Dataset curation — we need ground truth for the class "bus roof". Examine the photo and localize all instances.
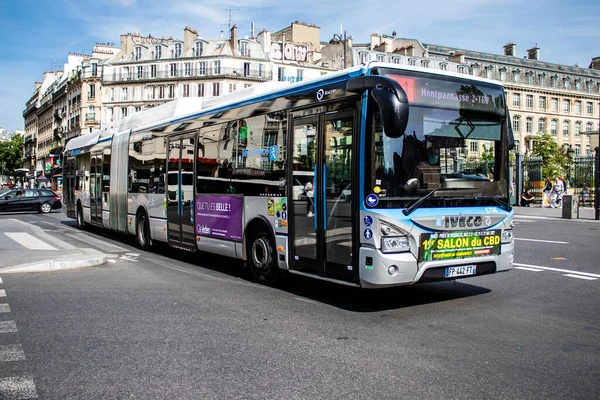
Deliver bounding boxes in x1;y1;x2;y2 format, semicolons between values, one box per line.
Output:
65;62;506;153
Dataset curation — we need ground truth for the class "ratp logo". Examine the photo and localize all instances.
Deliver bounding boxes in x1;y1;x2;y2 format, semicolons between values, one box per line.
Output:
197;225;211;235
316;88;337;101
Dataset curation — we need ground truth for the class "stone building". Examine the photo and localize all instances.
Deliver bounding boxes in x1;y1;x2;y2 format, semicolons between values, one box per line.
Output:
100;23;333;127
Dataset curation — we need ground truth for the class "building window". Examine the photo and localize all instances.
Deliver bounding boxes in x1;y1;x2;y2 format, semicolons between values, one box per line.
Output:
174;43;182;58
135;47;142;61
198;61;206;75
563;79;569;89
587;81;593;93
359;53;368;64
574;121;581;136
512;115;521;132
550;119;557;135
470;141;478;152
587;145;591;155
526;117;533;133
575;80;581;90
471;65;480;76
526;94;533;108
89;84;95;99
168;85;175;98
526;72;533;85
183;84;190;97
91;63;97;77
184;63;191;76
243;62;250;77
513;93;520;107
137;66;143;79
197;83;205;97
538;118;546;134
170;63;177;77
551;76;558;88
377;54;385;62
539;74;546;86
457;65;465;73
122;107;127;118
539;96;546;110
499;69;506;81
485;67;492;79
409;58;416;66
154;45;162;59
587;122;593;133
513;71;520;83
240;41;249;56
228;83;236;93
421;60;429;68
574;144;581;156
440;63;448;71
563;100;570;113
297;69;303;82
278;67;285;81
551;98;558;111
575;101;581;114
258;64;264;77
159;86;165;99
587;102;593;115
562;120;569;136
212;82;220;97
393;57;401;64
121;87;128;101
213;61;221;74
195;42;203;57
150;65;157;78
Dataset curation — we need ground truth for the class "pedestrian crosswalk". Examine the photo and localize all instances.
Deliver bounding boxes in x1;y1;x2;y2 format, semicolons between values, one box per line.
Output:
4;232;58;250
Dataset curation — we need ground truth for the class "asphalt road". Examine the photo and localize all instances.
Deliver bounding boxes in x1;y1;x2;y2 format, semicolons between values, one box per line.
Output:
0;210;598;399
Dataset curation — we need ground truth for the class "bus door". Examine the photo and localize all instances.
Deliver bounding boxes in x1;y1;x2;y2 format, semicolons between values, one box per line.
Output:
90;152;103;224
290;109;356;283
166;134;196;248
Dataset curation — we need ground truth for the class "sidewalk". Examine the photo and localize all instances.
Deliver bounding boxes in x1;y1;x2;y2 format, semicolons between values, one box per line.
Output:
513;204;600;222
0;219;106;274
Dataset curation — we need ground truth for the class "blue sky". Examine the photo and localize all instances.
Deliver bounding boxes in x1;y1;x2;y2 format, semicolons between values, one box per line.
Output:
1;0;598;131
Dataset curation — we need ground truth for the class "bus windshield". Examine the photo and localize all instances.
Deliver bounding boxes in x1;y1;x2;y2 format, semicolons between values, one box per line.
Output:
368;70;510;209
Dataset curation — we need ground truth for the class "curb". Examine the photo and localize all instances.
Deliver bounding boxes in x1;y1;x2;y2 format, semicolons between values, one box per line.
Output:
0;249;107;274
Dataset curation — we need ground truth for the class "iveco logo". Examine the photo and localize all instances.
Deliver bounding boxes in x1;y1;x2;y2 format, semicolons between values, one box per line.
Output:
444;215;488;229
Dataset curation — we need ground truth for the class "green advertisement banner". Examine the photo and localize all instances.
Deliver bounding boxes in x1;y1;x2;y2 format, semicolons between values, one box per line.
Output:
419;230;501;262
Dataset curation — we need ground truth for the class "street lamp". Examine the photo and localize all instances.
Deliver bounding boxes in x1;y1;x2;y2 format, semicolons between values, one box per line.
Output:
330;31;347;69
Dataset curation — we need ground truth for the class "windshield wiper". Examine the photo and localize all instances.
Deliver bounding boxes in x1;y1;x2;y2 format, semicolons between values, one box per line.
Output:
402;188;463;216
473;196;512;212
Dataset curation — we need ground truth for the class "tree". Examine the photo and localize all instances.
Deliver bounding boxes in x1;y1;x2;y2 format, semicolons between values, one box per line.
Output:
0;134;24;174
530;133;569;179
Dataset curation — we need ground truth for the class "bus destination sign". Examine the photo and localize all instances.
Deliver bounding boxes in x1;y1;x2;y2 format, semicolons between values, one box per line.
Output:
419;229;501;262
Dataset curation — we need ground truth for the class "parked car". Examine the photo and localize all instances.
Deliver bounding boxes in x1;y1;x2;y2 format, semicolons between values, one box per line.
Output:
0;189;62;213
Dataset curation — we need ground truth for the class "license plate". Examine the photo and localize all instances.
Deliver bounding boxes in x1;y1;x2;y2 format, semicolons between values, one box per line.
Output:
445;265;477;278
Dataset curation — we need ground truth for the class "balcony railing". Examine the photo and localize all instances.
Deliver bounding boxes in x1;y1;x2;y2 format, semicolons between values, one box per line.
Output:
103;67;272;83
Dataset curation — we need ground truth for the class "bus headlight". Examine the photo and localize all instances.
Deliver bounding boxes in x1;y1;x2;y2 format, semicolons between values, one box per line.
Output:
381;236;411;253
502;229;513;244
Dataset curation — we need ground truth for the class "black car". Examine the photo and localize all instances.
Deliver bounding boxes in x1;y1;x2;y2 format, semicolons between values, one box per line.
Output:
0;189;62;213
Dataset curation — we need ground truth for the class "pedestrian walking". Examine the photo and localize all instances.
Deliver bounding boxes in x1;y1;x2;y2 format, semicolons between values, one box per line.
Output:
542;177;552;207
550;177;564;208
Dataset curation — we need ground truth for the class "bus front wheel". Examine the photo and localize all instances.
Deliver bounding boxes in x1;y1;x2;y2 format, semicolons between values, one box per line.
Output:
247;229;279;285
135;211;151;251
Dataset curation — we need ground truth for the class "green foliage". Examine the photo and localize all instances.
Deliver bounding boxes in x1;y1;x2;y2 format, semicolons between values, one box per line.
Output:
0;134;24;174
530;133;569;179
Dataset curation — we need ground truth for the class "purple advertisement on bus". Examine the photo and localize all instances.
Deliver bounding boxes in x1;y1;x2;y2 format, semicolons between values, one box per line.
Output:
195;195;243;241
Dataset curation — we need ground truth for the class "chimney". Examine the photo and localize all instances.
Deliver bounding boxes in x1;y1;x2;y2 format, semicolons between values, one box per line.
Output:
230;24;238;53
184;26;198;54
370;33;381;50
503;42;516;57
590;56;600;70
257;29;270;54
251;22;255;38
527;46;540;60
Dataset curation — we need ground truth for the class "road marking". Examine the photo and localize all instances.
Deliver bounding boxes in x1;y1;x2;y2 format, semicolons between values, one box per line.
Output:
0;304;10;313
563;274;597;281
107;259;117;263
514;263;600;278
0;376;38;399
64;233;127;253
0;290;5;297
294;297;318;305
0;278;3;283
0;321;17;334
514;266;545;272
8;219;76;249
514;238;569;244
4;232;58;250
0;344;26;362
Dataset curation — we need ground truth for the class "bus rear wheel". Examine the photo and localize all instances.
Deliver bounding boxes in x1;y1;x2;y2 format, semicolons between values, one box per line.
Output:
135;211;151;251
247;229;279;285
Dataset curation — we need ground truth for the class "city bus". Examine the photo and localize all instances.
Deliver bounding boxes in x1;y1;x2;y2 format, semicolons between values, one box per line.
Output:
63;62;515;288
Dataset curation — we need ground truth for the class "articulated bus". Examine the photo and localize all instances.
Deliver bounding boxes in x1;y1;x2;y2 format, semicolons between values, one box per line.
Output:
63;62;515;288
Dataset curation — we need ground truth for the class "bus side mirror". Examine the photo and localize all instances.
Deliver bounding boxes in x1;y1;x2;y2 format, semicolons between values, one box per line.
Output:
346;76;409;138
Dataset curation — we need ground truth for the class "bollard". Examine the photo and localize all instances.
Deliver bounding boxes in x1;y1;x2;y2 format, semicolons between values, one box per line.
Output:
562;195;578;219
